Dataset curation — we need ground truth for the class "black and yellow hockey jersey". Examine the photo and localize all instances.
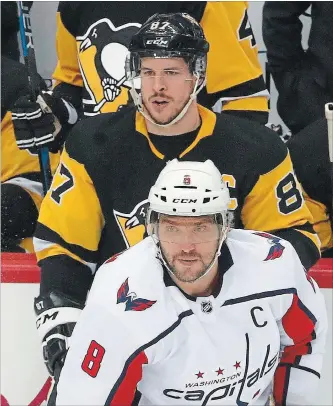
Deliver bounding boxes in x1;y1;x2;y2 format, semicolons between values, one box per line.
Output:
288;118;333;255
34;105;320;303
53;1;268;122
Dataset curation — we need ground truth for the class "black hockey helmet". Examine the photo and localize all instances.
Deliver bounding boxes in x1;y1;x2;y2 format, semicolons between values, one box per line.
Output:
129;12;209;55
126;12;209;80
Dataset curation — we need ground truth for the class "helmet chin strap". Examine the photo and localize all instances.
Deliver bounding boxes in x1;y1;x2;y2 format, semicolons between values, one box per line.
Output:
130;74;206;128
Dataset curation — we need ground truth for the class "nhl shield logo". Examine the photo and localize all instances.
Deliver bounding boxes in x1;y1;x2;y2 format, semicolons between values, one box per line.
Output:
201;300;213;314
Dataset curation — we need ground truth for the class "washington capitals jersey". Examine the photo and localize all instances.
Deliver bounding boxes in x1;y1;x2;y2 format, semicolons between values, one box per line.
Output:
33;105;320;304
55;231;327;406
52;1;268;120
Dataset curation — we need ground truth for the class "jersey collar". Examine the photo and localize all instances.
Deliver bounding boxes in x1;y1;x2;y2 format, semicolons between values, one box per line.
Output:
135;104;217;160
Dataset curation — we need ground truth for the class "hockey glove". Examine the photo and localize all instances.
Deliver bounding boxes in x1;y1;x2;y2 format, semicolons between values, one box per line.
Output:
34;291;84;376
12;91;78;153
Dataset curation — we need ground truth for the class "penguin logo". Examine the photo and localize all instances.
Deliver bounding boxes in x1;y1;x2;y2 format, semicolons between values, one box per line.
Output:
114;200;149;248
77;18;142;115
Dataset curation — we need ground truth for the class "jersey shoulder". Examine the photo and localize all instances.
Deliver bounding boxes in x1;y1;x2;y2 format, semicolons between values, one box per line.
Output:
88;237;164;310
65;106;136;163
57;1;83;36
212;114;288;174
225;229;300;289
288;118;327;167
86;238;180;341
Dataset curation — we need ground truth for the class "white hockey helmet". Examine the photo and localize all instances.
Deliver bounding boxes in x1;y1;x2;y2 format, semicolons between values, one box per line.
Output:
148;159;230;216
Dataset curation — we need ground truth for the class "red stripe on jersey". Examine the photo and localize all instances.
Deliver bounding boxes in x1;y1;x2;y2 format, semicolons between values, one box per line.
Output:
281;294;316;363
274;365;289;406
110;351;148;405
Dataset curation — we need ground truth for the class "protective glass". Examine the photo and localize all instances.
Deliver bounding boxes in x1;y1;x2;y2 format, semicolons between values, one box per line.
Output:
151;215;223;244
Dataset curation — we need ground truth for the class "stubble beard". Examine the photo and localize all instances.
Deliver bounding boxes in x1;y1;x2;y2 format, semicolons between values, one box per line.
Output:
143;97;190;126
164;253;208;284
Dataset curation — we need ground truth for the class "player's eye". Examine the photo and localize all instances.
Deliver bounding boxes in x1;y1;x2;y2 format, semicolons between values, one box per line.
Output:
166;226;178;232
165;70;179;76
194;225;207;232
141;70;154;77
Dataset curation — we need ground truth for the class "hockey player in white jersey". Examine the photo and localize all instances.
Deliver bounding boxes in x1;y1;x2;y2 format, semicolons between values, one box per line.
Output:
55;159;327;406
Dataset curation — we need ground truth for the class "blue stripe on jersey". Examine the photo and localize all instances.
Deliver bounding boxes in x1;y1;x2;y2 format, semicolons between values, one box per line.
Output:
279;363;321;379
221;288;297;307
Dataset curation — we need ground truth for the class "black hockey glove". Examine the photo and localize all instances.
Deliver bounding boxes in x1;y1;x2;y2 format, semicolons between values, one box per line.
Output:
12;91;78;153
34;291;84;377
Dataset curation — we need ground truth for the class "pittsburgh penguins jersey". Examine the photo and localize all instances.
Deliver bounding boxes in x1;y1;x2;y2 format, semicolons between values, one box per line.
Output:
55;231;327;406
288;118;333;254
52;1;268;121
1;56;60;196
34;105;320;305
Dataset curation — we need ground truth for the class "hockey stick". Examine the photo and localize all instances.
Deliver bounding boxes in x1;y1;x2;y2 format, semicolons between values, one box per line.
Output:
325;102;333;222
17;1;52;195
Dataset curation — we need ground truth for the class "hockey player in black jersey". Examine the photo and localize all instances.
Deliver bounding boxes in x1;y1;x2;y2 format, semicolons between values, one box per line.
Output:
12;1;269;153
33;12;320;395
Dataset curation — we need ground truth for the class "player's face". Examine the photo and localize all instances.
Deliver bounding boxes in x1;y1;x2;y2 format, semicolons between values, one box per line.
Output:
158;215;220;283
140;57;195;125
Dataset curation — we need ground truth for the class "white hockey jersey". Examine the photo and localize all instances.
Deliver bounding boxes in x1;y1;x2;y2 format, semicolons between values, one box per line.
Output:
56;230;327;406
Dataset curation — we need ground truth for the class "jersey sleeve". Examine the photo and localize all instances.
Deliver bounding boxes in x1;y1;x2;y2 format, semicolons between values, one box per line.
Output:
33;135;104;300
199;1;269;118
52;2;83;110
302;192;333;253
55;266;147;406
273;247;328;405
241;137;320;269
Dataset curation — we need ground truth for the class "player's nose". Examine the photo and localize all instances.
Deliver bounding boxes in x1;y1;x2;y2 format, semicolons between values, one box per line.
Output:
152;75;167;93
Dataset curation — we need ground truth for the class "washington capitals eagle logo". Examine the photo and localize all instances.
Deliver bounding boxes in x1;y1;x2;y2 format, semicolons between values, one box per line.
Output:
254;232;285;261
117;278;156;311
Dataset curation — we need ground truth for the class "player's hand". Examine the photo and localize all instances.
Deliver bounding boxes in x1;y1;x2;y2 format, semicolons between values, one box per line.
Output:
42;323;75;376
12;91;78;152
34;292;83;377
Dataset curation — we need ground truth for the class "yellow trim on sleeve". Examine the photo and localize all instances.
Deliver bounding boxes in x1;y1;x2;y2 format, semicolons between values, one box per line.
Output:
222;96;269;112
36;243;90;266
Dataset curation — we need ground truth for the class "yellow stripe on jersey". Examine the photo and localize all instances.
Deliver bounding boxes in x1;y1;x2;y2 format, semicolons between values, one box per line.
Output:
135;105;216;159
1;112;60;183
241;152;320;253
201;2;264;94
53;12;84;88
36;147;104;263
222;96;269;113
302;191;333;252
36;243;94;269
180;106;216;158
